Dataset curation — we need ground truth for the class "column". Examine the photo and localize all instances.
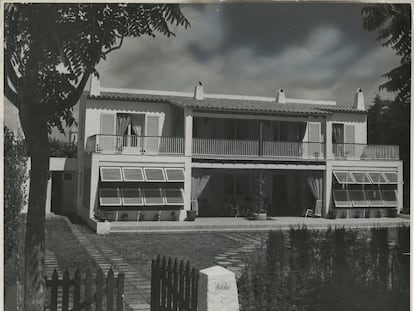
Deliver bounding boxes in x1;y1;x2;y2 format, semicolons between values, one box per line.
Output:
325;119;333;160
185;107;193;156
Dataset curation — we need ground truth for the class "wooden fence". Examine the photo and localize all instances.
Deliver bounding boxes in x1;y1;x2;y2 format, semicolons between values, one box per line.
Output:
45;268;124;311
151;255;199;311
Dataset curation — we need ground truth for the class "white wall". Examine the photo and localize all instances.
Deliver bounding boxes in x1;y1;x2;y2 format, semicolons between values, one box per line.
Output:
84;99;176;148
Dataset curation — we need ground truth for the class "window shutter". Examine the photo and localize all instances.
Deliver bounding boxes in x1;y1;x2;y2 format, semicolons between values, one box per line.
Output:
164;168;185;182
144;168;165;182
344;124;355;157
121;189;143;206
99;188;121;206
308;122;321;157
143;189;165;205
164;189;184;205
100;167;123;182
145;116;160;152
122;167;144;182
100;114;115;135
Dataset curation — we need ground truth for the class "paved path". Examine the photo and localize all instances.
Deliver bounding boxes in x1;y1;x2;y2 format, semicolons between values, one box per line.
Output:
67;222;152;311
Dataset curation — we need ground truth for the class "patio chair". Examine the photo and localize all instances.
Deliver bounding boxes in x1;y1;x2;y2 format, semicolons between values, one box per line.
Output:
304;209;313;218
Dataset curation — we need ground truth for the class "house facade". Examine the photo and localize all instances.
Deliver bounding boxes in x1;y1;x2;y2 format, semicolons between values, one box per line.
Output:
75;76;403;230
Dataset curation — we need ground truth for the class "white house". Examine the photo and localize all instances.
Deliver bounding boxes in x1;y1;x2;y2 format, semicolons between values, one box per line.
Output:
71;76;402;232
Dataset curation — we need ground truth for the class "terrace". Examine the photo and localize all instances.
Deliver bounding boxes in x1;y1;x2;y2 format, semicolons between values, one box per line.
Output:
86;134;399;161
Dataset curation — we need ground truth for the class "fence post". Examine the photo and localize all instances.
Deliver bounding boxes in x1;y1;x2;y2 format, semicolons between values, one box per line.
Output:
178;260;185;311
197;266;239;311
62;270;70;311
85;268;92;311
74;269;81;311
116;273;125;311
161;256;167;308
50;270;59;311
167;257;173;309
107;268;115;311
96;269;103;311
172;259;179;311
184;262;191;310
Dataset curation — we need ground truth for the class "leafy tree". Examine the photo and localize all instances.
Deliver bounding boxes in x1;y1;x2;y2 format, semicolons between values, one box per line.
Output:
362;4;411;210
4;4;189;310
49;138;77;158
361;4;411;104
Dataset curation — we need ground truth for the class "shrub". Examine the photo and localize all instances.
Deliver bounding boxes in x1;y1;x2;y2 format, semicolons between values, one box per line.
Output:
4;127;27;260
238;226;409;311
49;138;77;158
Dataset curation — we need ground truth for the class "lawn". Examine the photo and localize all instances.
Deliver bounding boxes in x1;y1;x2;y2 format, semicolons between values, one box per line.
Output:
103;231;267;271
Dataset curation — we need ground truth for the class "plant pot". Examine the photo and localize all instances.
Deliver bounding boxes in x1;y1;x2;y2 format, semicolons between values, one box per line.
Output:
387;209;398;218
253;212;267;220
186;210;197;221
327;210;337;219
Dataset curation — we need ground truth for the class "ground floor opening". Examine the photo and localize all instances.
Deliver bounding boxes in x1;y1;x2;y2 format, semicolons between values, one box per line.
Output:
195;168;320;217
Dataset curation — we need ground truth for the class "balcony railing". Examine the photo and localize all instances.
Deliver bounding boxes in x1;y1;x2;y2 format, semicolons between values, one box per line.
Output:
332;144;399;160
87;135;184;155
86;135;399;161
193;138;325;160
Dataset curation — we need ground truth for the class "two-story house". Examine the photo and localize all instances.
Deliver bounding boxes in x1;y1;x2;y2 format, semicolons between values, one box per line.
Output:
76;76;402;232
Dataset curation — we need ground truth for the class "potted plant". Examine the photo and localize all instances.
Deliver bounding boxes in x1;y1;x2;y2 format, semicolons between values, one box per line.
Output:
252;173;268;220
327;210;337;219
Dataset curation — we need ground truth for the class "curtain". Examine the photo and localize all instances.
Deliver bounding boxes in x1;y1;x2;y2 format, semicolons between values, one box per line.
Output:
131;114;144;148
116;114;130;150
297;122;307;142
332;124;344;156
307;173;323;217
191;170;212;214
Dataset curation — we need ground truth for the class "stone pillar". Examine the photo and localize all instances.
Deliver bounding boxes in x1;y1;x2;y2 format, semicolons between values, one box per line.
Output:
198;266;239;311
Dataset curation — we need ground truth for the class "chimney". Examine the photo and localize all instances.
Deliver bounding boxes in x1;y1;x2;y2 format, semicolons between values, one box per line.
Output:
276;89;286;104
353;88;365;110
194;81;204;100
90;74;101;96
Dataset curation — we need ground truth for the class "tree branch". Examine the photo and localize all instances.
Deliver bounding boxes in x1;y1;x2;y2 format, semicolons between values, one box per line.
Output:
102;36;124;56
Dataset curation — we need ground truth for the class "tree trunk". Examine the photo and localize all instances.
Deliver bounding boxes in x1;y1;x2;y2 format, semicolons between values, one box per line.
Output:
19;106;50;311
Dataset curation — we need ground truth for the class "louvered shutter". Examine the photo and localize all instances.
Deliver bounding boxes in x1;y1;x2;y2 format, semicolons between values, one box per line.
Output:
122;167;144;182
308;122;321;157
99;188;121;206
143;189;165;205
100;114;116;151
100;167;123;182
164;189;184;205
164;168;185;182
121;189;143;206
144;168;165;182
145;115;160;153
344;124;355;157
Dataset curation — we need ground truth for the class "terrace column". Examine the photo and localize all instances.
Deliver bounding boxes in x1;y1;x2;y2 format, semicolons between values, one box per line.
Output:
184;107;193;156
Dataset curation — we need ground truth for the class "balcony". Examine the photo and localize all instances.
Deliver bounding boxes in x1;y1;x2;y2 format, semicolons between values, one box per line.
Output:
86;135;184;155
332;144;399;160
86;135;399;161
193;138;325;160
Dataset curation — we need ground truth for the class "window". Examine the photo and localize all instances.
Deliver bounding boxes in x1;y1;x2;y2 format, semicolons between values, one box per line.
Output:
333;189;352;208
349;190;369;207
99;188;121;206
350;172;371;184
366;190;384;207
367;172;387;184
100;167;123;182
164;168;185;182
143;189;165;205
122;167;144;182
333;171;355;184
121;189;144;206
164;189;184;205
144;168;165;182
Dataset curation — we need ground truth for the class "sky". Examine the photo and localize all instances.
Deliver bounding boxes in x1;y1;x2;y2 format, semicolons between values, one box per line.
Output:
4;2;403;138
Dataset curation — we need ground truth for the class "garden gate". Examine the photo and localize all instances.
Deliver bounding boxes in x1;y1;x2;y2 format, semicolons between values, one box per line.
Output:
45;268;124;311
151;255;198;311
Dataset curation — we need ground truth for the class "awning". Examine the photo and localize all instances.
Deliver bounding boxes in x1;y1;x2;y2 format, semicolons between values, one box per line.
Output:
333;171;355;184
121;189;144;206
367;172;388;184
143;189;165;205
333;189;352;208
164;189;184;205
350;172;371;184
349;190;369;207
99;188;122;206
100;166;184;182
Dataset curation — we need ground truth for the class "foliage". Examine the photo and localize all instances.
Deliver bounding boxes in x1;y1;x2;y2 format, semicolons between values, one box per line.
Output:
254;173;267;213
5;3;190;131
367;95;410;209
238;226;410;311
49;138;77;158
361;4;411;104
4;4;189;309
4;127;27;260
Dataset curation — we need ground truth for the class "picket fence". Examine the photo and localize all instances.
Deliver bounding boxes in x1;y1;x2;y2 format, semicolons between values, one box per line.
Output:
151;255;199;311
45;268;124;311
